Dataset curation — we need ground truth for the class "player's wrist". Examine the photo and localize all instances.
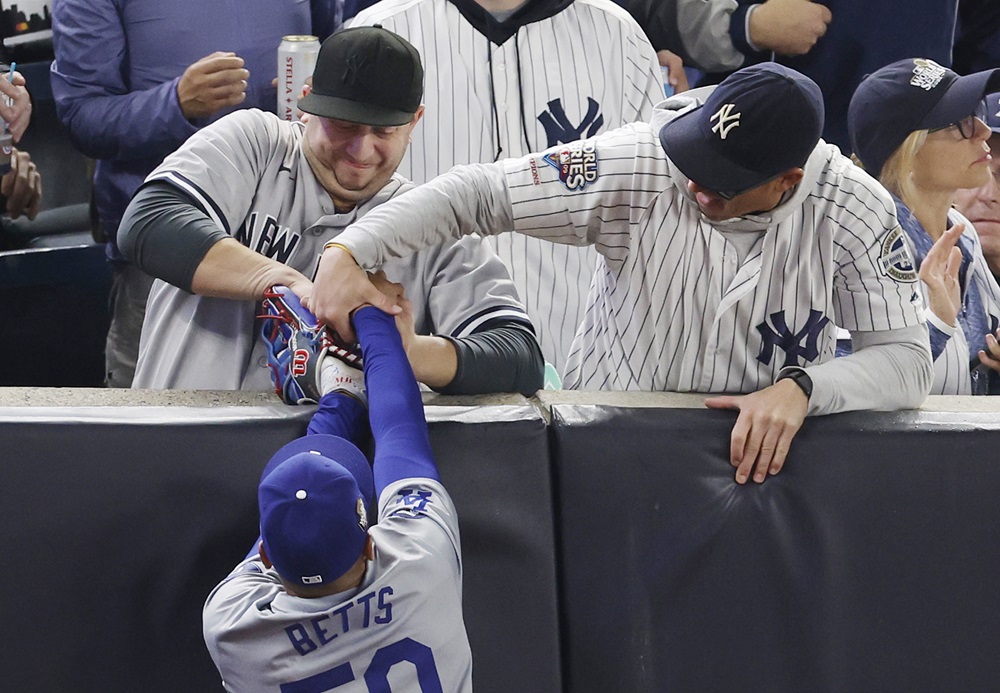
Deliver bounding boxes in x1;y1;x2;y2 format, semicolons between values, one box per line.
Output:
777;366;812;400
323;241;358;265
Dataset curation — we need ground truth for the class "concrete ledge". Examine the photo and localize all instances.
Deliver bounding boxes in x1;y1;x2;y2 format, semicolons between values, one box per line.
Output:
4;387;1000;414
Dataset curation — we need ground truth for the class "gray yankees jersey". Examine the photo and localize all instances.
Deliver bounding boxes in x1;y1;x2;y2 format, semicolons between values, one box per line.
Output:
203;478;472;693
349;0;663;374
131;109;528;391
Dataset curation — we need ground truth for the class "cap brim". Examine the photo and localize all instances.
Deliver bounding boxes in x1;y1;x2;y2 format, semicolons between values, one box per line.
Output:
298;92;415;127
658;107;775;195
923;69;1000;130
263;434;375;510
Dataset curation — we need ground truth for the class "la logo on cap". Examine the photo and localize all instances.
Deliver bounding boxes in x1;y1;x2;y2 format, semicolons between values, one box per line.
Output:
910;58;947;91
711;103;741;139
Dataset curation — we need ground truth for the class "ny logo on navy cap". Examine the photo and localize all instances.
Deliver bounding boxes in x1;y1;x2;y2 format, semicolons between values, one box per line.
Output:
710;104;741;140
659;62;824;197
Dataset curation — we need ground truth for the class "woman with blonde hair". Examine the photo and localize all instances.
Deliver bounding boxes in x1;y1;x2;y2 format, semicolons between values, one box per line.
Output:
849;58;1000;394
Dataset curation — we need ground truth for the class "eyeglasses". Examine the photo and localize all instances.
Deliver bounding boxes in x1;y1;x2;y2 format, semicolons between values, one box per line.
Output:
929;101;988;139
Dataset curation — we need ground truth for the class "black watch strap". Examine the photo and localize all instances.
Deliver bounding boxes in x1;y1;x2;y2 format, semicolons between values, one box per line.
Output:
778;367;813;399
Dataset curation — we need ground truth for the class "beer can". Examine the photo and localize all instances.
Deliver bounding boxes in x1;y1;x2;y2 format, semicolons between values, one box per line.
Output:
278;35;320;121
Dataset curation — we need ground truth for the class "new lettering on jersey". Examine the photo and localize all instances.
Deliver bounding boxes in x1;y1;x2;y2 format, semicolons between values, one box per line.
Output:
389;487;434;519
538;97;605;146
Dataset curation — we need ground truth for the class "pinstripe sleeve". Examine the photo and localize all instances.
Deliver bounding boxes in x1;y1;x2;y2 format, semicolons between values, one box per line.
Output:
503;125;664;262
334;126;663;270
332;163;516;269
615;2;667;121
826;163;925;332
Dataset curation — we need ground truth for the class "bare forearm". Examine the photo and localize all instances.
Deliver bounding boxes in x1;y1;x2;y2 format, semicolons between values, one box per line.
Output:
191;238;310;300
406;323;545;395
406;335;459;390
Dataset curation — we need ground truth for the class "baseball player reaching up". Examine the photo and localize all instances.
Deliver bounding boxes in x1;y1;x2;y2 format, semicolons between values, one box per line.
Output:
203;289;472;692
307;62;934;485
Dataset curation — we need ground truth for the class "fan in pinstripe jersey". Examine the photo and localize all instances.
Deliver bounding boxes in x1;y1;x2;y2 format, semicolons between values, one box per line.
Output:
311;62;935;487
348;0;665;375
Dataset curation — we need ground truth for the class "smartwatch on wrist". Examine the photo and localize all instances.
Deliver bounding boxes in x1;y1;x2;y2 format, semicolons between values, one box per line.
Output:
777;367;813;399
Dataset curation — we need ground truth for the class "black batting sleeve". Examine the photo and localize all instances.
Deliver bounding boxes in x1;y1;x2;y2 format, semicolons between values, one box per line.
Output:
118;181;229;292
437;320;544;396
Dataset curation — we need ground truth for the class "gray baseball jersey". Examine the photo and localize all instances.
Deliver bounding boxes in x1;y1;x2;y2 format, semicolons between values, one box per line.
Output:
328;104;928;414
349;0;664;374
204;477;472;693
131;109;529;391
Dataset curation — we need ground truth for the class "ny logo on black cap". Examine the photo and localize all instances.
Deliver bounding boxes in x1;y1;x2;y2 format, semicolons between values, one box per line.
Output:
344;54;370;86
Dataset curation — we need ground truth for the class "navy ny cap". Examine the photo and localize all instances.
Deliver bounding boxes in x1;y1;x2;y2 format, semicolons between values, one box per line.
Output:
659;62;824;196
848;58;1000;177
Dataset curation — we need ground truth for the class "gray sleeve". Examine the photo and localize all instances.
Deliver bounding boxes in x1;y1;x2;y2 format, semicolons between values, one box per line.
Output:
630;0;746;73
118;181;228;292
438;321;544;396
806;324;933;416
337;163;514;271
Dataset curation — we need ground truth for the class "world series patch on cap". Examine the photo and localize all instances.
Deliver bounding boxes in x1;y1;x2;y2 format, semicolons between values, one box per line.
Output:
848;58;1000;178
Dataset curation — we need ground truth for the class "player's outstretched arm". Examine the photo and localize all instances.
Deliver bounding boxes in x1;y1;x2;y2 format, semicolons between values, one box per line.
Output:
354;306;439;494
190;238;313;300
704;379;809;484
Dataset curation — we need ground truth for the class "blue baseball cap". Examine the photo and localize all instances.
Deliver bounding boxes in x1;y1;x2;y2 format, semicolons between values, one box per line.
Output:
848;58;1000;178
259;434;375;588
659;62;824;196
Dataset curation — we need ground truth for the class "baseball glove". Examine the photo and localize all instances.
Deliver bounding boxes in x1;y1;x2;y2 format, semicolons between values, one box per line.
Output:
259;286;365;405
